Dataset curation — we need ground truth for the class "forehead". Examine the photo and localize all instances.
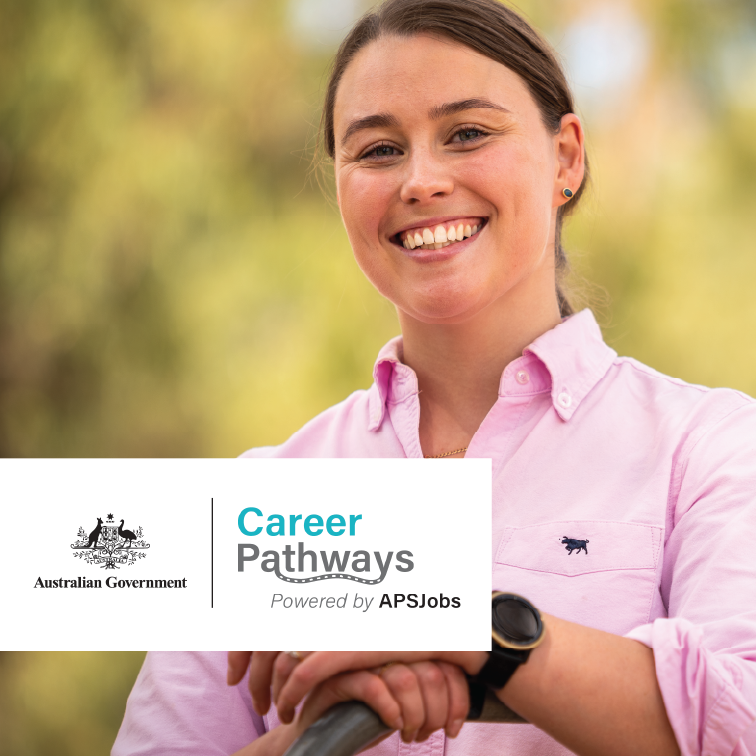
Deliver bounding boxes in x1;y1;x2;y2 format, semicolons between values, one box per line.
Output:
334;33;535;127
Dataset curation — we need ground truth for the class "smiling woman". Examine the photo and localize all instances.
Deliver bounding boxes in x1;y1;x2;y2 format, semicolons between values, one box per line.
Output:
112;1;756;755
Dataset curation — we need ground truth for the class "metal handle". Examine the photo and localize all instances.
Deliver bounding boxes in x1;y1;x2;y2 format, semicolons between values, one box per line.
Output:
282;701;390;756
283;682;525;756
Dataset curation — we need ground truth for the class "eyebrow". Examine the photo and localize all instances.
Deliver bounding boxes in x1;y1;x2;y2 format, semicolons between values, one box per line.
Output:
340;98;510;147
428;97;511;120
341;113;400;147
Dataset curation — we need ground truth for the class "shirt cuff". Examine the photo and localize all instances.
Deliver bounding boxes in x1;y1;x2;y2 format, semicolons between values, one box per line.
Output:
625;617;756;756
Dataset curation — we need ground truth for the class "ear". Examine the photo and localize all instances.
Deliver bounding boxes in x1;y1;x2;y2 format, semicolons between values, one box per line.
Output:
553;113;585;208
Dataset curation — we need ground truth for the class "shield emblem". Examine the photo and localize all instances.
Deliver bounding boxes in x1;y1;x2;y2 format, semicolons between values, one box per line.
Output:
102;525;119;544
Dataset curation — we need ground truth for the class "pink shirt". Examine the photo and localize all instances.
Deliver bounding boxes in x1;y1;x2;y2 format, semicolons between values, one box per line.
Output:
113;310;756;756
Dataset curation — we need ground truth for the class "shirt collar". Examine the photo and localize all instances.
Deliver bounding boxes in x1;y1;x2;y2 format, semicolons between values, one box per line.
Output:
367;336;415;431
523;309;617;421
367;309;616;431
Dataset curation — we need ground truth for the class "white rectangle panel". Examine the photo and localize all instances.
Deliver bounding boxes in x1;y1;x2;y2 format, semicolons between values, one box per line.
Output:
0;459;492;651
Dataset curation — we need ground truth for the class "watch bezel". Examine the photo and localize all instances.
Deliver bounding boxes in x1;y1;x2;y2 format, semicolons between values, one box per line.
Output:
491;591;545;651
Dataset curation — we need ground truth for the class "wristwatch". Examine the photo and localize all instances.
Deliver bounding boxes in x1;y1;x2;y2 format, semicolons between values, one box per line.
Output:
472;591;545;690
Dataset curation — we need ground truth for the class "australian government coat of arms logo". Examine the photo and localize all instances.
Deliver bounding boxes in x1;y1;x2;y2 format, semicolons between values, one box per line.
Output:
71;514;150;569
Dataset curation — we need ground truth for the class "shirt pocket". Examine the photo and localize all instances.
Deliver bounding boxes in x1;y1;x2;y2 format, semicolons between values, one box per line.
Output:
493;520;662;636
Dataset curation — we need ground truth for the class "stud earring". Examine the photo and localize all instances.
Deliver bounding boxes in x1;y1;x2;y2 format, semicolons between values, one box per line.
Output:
562;188;574;199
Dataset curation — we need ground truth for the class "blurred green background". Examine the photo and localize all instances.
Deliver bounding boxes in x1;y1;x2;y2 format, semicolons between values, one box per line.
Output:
2;0;756;753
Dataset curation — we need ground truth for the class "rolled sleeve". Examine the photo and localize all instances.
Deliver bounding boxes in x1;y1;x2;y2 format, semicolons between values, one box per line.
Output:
626;403;756;756
626;618;756;756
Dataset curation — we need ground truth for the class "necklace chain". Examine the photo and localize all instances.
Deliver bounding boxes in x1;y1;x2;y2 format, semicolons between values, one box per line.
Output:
424;446;468;459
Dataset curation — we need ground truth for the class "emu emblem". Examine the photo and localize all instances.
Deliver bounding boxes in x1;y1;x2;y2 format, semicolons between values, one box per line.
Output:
561;537;589;555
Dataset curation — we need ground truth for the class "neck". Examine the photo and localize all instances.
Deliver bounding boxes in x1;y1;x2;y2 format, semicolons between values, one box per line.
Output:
399;281;562;457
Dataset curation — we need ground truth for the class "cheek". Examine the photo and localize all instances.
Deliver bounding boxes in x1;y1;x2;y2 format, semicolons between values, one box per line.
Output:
337;171;399;297
338;171;395;248
467;142;550;210
469;143;553;239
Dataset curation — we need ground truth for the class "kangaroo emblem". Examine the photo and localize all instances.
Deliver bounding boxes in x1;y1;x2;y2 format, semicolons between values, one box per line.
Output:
87;517;103;548
561;537;589;555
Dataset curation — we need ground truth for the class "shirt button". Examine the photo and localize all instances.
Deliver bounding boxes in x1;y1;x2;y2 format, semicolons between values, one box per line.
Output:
557;392;572;409
515;370;530;385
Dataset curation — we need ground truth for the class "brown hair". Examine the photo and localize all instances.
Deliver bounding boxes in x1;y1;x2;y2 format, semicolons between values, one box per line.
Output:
321;0;588;316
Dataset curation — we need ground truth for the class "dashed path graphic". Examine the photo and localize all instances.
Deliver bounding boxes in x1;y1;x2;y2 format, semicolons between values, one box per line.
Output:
274;568;385;585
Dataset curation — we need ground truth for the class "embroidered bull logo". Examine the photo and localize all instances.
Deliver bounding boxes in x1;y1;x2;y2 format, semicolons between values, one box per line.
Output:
561;537;589;555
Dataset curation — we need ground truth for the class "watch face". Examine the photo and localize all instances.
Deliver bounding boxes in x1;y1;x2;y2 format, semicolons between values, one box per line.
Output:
492;593;543;648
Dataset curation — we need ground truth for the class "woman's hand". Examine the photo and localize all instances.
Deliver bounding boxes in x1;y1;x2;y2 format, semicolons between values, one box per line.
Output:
300;661;470;742
275;651;485;725
228;651;475;742
228;650;486;730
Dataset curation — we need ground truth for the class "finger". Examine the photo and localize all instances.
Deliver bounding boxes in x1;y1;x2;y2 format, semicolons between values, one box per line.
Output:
276;651;430;722
436;661;470;738
380;663;426;742
227;651;253;686
298;671;404;733
409;662;448;742
272;652;315;716
245;652;281;715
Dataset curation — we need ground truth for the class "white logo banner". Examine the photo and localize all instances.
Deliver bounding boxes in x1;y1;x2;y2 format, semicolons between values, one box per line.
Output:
0;459;492;651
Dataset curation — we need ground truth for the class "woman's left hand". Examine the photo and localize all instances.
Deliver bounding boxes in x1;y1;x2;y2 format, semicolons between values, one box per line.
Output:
227;650;487;725
228;651;473;742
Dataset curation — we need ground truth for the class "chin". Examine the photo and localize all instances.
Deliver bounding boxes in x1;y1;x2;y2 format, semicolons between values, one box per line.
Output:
399;285;492;325
365;264;505;324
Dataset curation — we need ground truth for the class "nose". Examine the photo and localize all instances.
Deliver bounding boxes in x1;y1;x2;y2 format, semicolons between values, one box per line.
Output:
399;151;454;205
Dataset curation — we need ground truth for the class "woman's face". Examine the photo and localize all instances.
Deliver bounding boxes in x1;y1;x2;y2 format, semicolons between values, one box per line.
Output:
333;34;584;324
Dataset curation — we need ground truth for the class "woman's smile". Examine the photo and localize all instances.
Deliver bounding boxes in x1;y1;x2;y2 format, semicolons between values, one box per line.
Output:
393;216;487;262
395;216;485;249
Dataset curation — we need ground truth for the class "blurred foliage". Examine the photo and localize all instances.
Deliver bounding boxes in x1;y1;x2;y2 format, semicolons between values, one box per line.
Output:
2;0;756;752
0;651;145;756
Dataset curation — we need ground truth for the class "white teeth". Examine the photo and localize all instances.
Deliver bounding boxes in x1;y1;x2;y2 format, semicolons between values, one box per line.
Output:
400;221;483;251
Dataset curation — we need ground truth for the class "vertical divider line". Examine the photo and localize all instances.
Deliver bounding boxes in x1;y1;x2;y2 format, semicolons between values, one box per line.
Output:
211;498;214;609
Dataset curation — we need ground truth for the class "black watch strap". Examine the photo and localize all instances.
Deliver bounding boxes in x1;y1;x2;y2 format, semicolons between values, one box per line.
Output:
472;644;530;690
